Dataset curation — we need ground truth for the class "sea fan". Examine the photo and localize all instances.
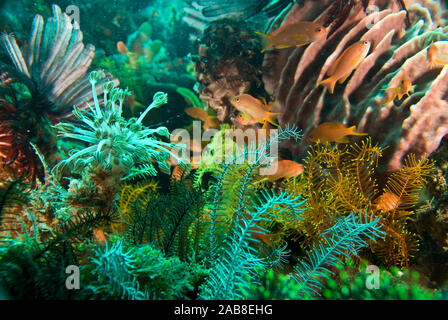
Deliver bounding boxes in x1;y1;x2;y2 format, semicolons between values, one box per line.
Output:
0;5;113;184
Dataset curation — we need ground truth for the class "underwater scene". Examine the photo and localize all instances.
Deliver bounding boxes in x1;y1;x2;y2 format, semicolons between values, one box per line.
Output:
0;0;448;303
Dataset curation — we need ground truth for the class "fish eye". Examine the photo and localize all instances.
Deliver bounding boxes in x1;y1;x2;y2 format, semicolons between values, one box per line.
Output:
316;27;322;32
236;97;240;102
363;41;369;45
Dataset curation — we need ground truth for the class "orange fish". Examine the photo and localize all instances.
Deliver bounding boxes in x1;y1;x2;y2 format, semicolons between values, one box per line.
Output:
97;23;112;36
185;107;220;130
233;113;258;126
263;160;304;181
374;192;400;211
116;41;140;69
126;93;145;116
427;43;448;68
230;94;280;128
171;134;203;154
256;21;327;53
382;74;415;105
308;122;367;143
92;229;106;244
117;41;128;55
318;40;371;94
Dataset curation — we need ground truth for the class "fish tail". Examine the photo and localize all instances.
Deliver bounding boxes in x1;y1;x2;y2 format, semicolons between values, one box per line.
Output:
317;77;336;94
265;112;280;127
349;126;368;136
255;31;273;53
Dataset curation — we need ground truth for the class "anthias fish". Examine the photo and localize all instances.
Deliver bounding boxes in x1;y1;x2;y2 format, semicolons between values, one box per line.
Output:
263;160;304;181
256;21;327;53
318;40;371;94
185;107;220;130
308;122;367;143
382;74;416;105
233;113;258;126
230;94;279;128
427;43;448;68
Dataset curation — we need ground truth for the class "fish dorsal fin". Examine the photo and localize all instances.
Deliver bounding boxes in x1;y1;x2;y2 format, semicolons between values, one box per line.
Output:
324;122;343;130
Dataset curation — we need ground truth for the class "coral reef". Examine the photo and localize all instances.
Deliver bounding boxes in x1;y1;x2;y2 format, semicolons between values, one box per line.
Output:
1;0;448;302
262;0;448;170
